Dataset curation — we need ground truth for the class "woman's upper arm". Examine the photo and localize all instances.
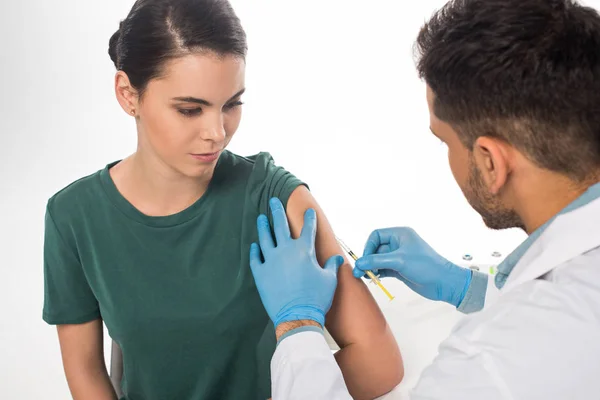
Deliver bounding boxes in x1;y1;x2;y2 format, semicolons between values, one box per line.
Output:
57;319;117;399
43;204;100;324
284;186;390;346
57;319;105;369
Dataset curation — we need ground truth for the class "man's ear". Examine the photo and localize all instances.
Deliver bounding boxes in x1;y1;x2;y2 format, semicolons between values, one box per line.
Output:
114;71;139;116
473;137;511;195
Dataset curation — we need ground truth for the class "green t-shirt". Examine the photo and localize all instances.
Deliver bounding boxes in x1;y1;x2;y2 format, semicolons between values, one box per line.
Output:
42;151;305;400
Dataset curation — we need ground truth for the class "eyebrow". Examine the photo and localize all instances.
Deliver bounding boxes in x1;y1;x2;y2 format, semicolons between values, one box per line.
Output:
172;88;246;106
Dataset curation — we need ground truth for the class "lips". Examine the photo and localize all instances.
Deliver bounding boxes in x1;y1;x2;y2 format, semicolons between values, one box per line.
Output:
190;151;220;163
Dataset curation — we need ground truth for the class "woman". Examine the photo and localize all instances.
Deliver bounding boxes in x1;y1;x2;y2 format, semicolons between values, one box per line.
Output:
42;0;403;399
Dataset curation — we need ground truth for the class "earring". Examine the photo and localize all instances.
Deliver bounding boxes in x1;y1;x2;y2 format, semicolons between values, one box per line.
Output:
130;109;135;115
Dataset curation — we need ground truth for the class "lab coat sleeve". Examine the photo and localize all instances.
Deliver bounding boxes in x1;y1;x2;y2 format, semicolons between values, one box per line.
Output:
457;271;489;314
409;278;600;400
271;330;352;400
408;334;507;400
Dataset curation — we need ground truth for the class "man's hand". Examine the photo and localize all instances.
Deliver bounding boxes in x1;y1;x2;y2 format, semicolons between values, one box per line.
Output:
249;197;344;328
353;227;472;308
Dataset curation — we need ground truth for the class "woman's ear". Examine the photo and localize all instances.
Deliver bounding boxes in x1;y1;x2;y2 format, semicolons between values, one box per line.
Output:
114;71;139;116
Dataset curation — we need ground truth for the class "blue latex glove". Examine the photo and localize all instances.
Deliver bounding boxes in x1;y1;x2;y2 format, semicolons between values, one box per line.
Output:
249;197;344;328
353;227;472;308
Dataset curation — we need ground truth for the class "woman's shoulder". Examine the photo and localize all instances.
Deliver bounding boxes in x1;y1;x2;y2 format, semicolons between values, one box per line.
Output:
220;150;276;169
46;165;107;221
216;150;282;181
215;150;302;195
216;150;305;207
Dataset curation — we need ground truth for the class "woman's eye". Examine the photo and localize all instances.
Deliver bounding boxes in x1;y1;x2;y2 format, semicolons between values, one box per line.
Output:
224;101;244;111
178;108;202;117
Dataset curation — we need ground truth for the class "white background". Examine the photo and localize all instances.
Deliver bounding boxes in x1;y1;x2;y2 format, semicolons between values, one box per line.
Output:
3;0;596;398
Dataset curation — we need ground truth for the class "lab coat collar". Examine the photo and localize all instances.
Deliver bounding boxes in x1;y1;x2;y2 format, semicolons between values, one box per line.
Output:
499;182;600;292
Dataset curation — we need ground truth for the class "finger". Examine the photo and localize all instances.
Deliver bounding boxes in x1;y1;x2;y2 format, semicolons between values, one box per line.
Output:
324;255;344;276
352;266;368;279
249;242;263;272
377;269;395;279
257;214;275;251
354;263;405;281
395;273;423;294
362;230;381;256
300;208;317;245
363;228;396;256
355;253;402;274
269;197;291;245
359;245;391;265
376;244;391;254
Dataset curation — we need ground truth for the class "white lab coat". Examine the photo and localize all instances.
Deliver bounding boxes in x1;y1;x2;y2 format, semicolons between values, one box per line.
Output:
271;196;600;400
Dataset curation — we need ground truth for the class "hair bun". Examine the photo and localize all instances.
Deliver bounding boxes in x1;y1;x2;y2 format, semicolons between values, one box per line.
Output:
108;28;121;68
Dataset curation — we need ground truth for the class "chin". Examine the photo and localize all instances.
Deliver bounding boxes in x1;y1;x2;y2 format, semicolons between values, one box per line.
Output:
174;161;217;180
188;166;217;180
464;188;524;231
481;211;525;231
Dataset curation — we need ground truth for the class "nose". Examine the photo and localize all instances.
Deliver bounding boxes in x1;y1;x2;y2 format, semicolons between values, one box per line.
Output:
199;112;226;142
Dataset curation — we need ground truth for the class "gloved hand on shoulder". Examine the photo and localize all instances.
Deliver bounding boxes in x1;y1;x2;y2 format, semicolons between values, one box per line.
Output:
250;197;344;328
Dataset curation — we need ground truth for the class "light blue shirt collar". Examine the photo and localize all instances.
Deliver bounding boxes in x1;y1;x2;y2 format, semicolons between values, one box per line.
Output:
495;182;600;289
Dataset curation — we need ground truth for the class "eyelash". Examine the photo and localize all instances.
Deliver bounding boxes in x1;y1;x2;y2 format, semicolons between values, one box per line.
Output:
227;100;244;109
178;101;244;117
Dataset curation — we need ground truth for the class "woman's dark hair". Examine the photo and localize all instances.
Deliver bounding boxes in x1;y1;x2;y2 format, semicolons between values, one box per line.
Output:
108;0;247;97
415;0;600;182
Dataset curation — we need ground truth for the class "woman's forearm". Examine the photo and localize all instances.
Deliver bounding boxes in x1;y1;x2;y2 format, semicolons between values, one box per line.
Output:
334;327;403;400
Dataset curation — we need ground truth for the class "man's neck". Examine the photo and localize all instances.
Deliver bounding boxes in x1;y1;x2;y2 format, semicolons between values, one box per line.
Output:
514;173;596;234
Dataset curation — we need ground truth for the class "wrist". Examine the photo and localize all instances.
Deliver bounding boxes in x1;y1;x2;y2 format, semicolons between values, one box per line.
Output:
273;306;326;328
453;267;473;307
275;320;322;341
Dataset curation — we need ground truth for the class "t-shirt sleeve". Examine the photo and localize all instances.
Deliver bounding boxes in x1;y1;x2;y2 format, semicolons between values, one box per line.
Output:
246;152;308;218
42;203;100;325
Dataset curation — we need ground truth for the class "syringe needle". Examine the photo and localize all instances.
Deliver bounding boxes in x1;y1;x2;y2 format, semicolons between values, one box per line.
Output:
335;237;395;301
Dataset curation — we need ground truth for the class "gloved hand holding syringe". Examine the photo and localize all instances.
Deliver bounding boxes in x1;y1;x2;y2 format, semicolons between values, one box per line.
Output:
335;237;395;301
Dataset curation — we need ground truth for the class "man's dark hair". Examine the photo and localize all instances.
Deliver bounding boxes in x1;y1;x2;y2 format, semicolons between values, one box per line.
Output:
415;0;600;181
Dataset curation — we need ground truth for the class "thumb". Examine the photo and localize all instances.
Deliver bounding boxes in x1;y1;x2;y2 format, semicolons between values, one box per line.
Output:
249;243;263;275
324;255;344;275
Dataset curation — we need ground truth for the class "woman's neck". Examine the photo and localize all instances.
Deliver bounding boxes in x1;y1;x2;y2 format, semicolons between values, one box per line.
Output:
110;151;212;217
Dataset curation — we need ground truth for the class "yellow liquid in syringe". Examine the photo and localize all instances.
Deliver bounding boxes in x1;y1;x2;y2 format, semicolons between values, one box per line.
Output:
336;238;395;301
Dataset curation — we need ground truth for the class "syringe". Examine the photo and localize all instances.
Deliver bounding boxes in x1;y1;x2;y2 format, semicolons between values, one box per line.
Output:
336;237;395;301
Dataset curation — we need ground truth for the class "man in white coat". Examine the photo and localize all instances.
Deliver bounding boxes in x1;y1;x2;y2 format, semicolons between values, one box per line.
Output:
248;0;600;399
